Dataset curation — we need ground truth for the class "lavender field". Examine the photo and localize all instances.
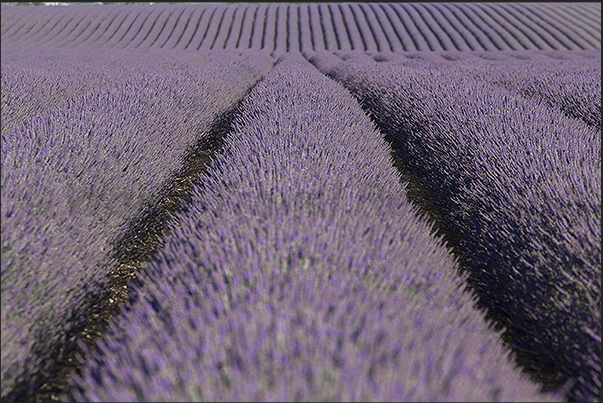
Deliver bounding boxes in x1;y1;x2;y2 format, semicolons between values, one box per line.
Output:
0;3;600;402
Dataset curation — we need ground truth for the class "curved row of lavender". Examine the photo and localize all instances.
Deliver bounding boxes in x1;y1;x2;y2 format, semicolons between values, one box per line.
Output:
309;51;601;402
68;55;558;402
1;49;273;401
1;3;600;52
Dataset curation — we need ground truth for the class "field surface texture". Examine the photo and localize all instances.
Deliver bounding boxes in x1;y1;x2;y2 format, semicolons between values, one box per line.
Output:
0;3;600;403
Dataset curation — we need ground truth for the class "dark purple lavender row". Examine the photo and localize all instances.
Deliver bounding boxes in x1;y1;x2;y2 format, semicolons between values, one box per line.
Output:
1;3;600;52
70;55;557;402
309;51;601;402
0;50;273;401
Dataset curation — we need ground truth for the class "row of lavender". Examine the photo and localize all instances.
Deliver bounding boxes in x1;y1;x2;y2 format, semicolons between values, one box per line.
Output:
1;3;600;52
68;55;558;402
0;49;274;401
308;50;601;402
438;51;601;130
315;49;601;130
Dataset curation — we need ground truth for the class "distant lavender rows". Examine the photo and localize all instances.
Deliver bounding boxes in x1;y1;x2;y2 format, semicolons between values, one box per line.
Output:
1;3;600;52
69;55;559;402
308;50;601;402
0;49;273;401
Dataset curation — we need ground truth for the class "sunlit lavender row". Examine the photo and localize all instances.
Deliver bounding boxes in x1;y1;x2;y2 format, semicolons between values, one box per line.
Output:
68;55;559;402
1;3;600;52
309;51;601;402
0;49;273;401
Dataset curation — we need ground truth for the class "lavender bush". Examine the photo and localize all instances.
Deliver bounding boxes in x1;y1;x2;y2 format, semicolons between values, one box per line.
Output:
454;54;601;130
343;49;601;129
310;50;601;402
1;49;273;401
